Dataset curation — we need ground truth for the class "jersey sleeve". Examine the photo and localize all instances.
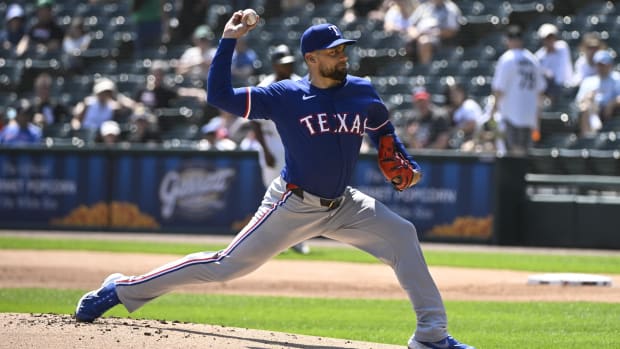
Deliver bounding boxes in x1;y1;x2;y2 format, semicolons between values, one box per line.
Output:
207;38;278;119
364;101;420;171
365;101;390;133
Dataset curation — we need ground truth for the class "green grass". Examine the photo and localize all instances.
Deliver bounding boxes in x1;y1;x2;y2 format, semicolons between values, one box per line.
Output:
1;288;618;348
1;236;619;273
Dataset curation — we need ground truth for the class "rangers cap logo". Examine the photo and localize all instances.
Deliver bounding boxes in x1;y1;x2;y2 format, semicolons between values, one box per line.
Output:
300;23;356;55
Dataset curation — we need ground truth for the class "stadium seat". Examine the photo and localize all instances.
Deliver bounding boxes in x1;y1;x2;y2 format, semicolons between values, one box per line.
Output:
0;59;23;92
589;150;620;175
539;112;578;138
601;117;620;132
44;137;78;148
557;149;592;174
527;148;565;174
161;124;200;141
43;123;72;138
577;1;617;16
534;132;577;149
71;128;98;144
596;132;620;150
567;134;604;150
313;2;344;19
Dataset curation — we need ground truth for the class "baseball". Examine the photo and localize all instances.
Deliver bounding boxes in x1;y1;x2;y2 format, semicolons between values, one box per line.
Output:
242;9;258;26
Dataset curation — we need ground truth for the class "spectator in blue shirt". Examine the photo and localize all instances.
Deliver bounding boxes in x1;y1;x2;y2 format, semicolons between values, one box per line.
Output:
575;50;620;136
231;36;257;84
0;99;42;145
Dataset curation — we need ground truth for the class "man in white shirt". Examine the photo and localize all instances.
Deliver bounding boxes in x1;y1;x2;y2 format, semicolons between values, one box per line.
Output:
490;25;546;155
408;0;461;65
535;23;573;105
176;25;217;83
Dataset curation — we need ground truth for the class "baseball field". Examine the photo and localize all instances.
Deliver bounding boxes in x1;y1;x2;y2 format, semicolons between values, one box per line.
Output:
1;231;619;348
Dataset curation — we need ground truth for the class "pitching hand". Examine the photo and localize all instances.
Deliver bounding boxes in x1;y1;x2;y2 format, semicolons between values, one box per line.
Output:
222;10;259;39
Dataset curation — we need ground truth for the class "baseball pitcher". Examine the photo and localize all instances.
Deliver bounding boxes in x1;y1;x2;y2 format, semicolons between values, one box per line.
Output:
75;10;475;349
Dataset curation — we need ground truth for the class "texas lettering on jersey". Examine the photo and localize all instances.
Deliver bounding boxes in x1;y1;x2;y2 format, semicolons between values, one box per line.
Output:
299;112;366;136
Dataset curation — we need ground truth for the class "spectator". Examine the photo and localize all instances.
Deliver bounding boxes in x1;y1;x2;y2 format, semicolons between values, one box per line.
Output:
0;99;42;145
343;0;388;24
252;44;301;186
135;60;206;109
135;60;178;109
212;108;247;144
279;0;307;13
238;128;262;151
198;116;238;151
31;72;70;127
172;0;209;42
134;60;206;130
62;16;91;74
572;32;605;87
250;44;309;255
72;78;135;131
443;80;484;150
125;105;161;144
231;36;258;84
575;50;620;136
16;0;64;57
407;0;462;65
0;4;26;54
131;0;170;59
176;25;217;83
98;120;122;145
401;88;450;149
383;0;418;38
490;25;546;155
535;23;573;105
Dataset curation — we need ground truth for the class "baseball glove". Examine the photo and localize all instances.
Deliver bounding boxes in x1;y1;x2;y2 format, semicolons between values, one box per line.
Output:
378;135;421;191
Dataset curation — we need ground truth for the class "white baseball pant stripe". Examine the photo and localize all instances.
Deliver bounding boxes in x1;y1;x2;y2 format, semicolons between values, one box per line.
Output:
114;176;448;342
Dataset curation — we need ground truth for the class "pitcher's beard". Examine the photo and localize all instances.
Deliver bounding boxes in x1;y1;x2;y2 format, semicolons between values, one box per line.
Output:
320;64;347;82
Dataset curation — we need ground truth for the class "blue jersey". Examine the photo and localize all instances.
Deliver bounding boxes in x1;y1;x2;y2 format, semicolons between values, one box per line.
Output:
208;38;417;198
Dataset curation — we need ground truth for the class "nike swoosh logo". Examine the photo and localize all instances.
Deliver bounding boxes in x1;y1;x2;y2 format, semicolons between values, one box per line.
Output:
302;94;316;100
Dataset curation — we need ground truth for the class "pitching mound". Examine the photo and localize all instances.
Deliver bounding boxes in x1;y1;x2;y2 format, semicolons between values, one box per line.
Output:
0;313;403;349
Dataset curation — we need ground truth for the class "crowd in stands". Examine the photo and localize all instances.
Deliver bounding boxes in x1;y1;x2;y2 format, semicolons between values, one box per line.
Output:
1;0;619;156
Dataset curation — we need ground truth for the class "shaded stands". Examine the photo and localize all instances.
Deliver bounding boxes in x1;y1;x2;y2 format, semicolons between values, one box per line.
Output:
2;0;620;153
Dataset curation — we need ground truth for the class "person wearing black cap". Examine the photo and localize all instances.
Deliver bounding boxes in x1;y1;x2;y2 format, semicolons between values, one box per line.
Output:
490;25;546;155
0;99;42;145
75;10;475;349
16;0;64;57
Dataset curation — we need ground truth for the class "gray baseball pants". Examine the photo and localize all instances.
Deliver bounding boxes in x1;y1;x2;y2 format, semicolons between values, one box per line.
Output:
114;176;448;342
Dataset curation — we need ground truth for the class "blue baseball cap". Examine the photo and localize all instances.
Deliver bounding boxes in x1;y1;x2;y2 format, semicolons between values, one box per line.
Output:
593;50;614;65
300;23;356;55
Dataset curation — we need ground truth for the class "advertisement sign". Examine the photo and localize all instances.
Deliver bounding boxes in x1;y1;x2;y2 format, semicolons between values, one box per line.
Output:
0;149;265;233
111;152;264;233
0;148;494;241
0;151;109;227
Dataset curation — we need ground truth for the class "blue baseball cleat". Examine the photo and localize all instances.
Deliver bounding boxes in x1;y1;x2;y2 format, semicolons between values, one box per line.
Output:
75;273;124;322
409;335;476;349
